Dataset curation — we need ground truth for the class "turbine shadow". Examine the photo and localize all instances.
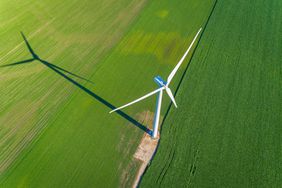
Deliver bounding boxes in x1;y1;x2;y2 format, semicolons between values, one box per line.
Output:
1;32;150;134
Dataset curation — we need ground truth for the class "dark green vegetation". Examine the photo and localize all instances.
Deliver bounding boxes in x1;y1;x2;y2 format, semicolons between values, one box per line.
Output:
141;0;282;187
0;0;214;187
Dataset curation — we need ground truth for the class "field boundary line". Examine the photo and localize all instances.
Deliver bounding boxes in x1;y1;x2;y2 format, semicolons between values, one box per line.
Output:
135;0;219;187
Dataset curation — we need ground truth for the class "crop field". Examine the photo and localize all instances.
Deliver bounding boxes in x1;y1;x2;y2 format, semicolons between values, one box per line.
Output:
141;0;282;187
0;0;215;187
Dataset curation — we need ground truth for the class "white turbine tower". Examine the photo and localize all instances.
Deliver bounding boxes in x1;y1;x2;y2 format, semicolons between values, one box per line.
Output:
110;28;202;138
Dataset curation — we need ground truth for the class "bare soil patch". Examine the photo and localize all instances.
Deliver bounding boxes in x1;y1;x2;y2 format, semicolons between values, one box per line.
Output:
132;133;159;188
130;111;162;188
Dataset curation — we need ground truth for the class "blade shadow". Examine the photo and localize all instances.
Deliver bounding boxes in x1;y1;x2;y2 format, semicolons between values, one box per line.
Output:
21;31;38;59
1;32;150;134
50;63;95;85
0;58;34;67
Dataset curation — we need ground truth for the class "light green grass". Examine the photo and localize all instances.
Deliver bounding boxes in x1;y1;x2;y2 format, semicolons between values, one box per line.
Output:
141;0;282;187
0;0;214;187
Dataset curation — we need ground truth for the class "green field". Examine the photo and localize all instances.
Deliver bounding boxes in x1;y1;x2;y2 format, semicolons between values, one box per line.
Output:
141;0;282;187
0;0;215;187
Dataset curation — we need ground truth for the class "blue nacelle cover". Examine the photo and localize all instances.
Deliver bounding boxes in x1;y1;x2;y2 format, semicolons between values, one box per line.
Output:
154;76;167;86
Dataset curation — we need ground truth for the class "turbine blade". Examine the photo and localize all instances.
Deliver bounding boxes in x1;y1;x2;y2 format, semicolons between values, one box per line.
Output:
110;87;165;113
167;28;202;85
165;87;177;108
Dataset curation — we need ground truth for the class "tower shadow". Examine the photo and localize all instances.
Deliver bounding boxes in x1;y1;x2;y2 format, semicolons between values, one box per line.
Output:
1;32;150;134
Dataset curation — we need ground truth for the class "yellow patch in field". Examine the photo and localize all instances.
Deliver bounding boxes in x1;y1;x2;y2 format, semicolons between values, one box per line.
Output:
156;10;169;19
118;31;188;65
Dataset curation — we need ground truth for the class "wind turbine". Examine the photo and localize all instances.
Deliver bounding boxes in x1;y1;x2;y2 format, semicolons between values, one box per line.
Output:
110;28;202;138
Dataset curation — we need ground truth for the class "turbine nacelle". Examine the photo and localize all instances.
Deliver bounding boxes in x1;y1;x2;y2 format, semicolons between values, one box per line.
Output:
154;76;177;108
154;76;167;87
